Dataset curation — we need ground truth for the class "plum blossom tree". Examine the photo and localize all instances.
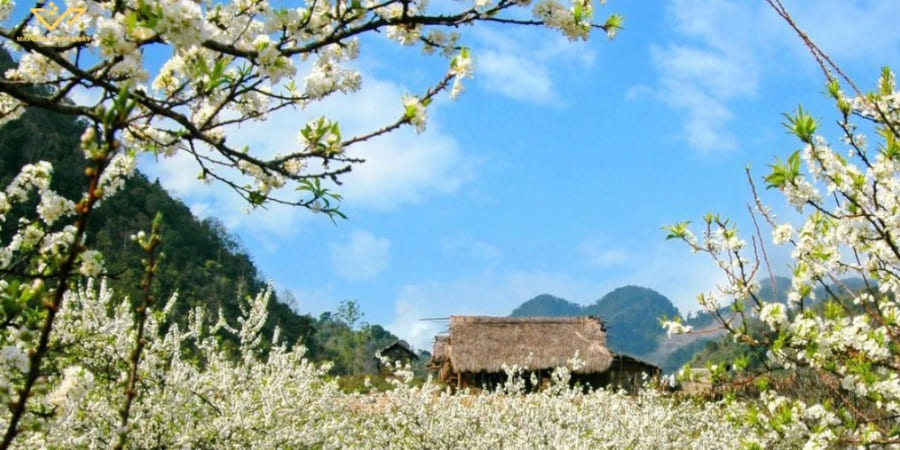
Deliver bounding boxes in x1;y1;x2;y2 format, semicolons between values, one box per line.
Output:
0;0;622;212
663;1;900;446
0;0;621;446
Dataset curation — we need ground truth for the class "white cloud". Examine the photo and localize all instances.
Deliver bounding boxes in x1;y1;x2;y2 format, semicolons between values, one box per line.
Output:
576;237;630;267
440;235;504;267
140;70;473;236
614;242;725;315
646;0;900;155
330;230;391;281
470;27;595;105
477;50;557;104
644;0;760;154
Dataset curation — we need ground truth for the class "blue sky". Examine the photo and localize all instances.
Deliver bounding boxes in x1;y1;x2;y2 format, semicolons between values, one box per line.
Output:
136;0;900;350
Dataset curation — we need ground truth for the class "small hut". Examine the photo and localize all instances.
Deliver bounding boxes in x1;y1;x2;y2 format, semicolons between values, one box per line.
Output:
432;316;617;390
606;353;661;392
374;340;418;372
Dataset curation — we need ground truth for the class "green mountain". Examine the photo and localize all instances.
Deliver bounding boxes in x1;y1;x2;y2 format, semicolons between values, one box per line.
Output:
0;48;402;376
510;286;682;362
585;286;680;357
510;294;583;317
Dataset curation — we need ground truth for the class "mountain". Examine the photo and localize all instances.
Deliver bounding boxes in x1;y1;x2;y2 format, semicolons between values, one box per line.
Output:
585;286;680;357
510;286;687;366
0;47;403;376
510;294;583;317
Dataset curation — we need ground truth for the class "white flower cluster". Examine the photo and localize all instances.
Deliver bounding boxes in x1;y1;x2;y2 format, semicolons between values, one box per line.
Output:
772;223;793;245
758;302;787;330
1;0;617;213
2;279;752;449
0;0;13;22
402;95;427;133
97;151;137;199
0;163;90;273
661;319;693;337
304;42;362;101
668;70;900;446
0;93;23;128
533;0;592;41
449;48;474;100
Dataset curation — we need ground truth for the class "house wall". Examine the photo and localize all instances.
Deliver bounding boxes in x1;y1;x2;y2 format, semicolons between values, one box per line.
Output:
605;359;660;393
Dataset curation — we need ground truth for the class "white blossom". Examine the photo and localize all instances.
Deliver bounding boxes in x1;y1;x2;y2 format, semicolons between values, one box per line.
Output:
78;250;104;277
759;302;787;330
402;94;427;133
1;345;28;372
772;223;794;245
37;192;76;226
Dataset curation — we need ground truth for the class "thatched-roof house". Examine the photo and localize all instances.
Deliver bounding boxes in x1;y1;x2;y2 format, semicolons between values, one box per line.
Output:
374;340;418;372
449;315;613;374
431;316;658;391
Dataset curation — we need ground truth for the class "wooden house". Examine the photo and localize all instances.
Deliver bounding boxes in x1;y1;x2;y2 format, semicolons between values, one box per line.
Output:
606;353;661;392
374;340;419;372
430;315;662;392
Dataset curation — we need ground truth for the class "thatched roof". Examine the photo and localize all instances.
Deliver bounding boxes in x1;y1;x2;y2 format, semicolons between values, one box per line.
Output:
447;316;613;374
376;340;418;360
431;335;450;363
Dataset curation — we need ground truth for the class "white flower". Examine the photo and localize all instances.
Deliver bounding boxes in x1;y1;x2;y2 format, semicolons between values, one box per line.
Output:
0;0;13;22
661;319;693;336
402;95;427;133
47;366;94;407
759;302;787;330
37;192;75;226
78;250;104;277
772;223;794;245
1;345;28;372
0;92;23;128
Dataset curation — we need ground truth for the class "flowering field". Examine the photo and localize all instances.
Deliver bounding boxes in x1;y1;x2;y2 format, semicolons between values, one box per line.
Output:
0;280;756;449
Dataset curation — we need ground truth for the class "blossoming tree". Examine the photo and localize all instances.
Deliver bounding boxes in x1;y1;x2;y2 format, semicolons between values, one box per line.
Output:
663;2;900;446
0;0;622;446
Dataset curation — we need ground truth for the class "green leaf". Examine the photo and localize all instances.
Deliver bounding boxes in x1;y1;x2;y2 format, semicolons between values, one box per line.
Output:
782;106;818;143
764;151;802;189
248;190;267;205
663;221;690;240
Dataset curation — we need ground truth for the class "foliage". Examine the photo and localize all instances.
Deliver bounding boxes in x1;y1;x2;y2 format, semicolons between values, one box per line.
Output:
664;65;900;447
316;300;410;375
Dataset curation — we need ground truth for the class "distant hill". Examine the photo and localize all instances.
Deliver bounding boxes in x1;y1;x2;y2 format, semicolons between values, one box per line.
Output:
585;286;679;356
508;280;845;373
510;294;583;317
510;286;689;368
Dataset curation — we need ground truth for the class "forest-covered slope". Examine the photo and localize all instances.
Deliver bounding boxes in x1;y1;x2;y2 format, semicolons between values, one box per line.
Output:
0;48;410;375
